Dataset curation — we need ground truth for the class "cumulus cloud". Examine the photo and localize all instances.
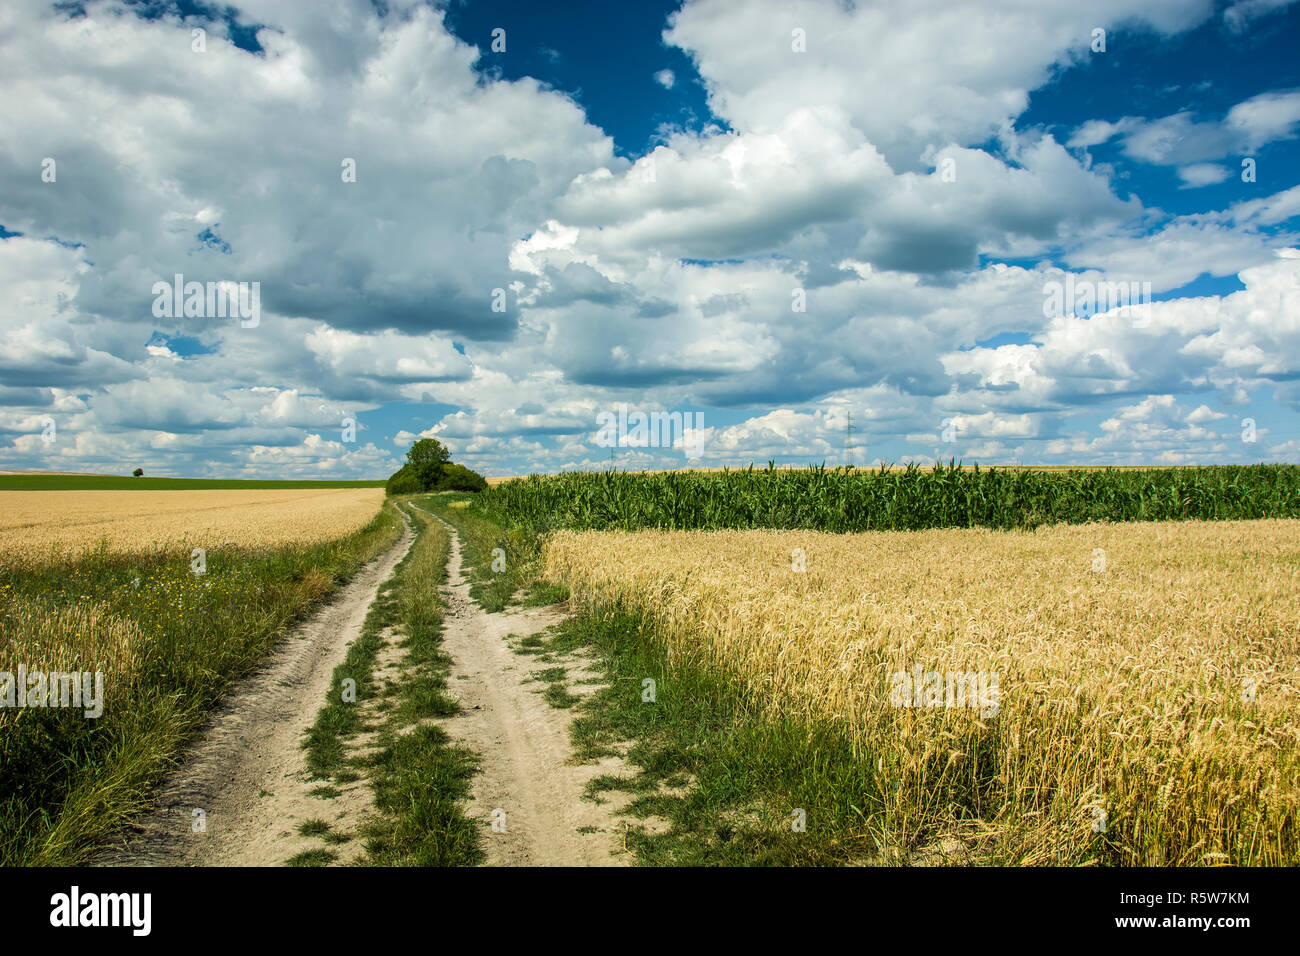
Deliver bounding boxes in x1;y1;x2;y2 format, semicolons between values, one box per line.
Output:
0;0;614;339
1044;394;1251;464
1070;91;1300;168
0;0;1296;477
1178;163;1232;188
665;0;1211;170
943;252;1300;413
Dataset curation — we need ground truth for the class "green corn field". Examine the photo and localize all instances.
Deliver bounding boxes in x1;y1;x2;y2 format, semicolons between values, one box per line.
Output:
482;462;1300;533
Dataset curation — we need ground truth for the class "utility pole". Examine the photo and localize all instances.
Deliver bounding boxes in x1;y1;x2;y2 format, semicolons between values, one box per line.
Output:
845;411;855;467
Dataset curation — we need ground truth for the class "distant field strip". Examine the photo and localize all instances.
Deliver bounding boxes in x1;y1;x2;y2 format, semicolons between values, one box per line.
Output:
485;463;1300;533
0;475;386;490
0;488;386;563
545;519;1300;865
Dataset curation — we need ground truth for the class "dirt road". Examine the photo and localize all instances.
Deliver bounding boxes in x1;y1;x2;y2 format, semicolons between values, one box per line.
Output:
413;505;631;866
95;501;631;866
95;515;414;866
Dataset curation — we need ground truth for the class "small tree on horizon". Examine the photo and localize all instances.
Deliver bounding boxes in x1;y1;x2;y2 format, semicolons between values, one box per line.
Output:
132;467;144;477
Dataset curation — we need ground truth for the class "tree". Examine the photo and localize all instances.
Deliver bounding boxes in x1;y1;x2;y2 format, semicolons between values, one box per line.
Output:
405;438;451;490
385;438;487;496
132;468;144;477
406;438;451;469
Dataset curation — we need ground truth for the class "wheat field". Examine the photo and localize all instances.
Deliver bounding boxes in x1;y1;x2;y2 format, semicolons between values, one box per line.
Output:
0;488;386;565
544;518;1300;865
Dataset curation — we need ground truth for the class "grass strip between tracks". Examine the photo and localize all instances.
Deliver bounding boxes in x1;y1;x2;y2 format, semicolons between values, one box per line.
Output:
301;501;481;866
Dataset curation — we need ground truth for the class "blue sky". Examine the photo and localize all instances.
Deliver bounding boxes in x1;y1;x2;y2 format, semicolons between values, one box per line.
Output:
442;0;720;157
1;0;1299;478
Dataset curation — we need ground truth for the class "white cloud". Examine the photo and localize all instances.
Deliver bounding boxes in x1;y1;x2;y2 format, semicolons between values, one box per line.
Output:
1044;394;1245;464
1;0;1296;477
944;252;1300;413
665;0;1212;170
305;328;472;386
1072;91;1300;169
1177;163;1231;188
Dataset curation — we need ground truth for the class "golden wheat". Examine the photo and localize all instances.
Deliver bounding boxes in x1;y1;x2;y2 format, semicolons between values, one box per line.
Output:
0;488;385;565
544;518;1300;865
0;600;141;713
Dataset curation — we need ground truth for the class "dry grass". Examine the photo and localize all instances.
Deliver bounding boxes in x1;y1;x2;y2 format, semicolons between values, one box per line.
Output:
0;488;385;565
544;518;1300;865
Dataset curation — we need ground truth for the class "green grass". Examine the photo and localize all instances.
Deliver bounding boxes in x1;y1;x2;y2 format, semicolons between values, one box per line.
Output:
428;495;880;866
409;492;562;612
0;475;386;490
542;683;581;710
302;535;410;780
552;608;891;865
0;503;403;866
361;723;481;866
480;461;1300;534
303;501;481;867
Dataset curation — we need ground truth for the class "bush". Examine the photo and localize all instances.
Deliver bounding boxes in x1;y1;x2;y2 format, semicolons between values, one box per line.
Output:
434;463;488;493
385;466;424;496
132;468;143;477
385;439;487;495
385;461;487;496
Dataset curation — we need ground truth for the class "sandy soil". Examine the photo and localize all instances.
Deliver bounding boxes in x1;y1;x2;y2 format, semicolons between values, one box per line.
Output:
93;516;414;866
412;505;634;866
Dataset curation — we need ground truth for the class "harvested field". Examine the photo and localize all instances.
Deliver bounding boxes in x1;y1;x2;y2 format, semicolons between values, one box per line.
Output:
544;518;1300;865
0;488;386;564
